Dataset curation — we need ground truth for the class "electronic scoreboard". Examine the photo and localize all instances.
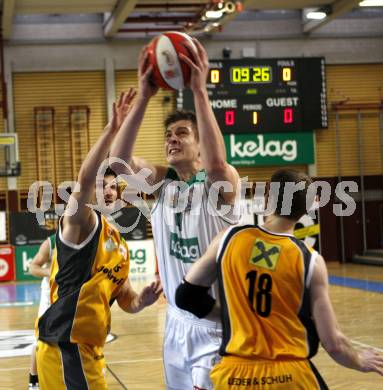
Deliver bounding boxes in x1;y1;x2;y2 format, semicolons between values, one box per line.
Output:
177;57;327;133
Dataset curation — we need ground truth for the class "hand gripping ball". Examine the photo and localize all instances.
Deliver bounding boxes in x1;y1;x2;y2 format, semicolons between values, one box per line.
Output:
147;31;197;91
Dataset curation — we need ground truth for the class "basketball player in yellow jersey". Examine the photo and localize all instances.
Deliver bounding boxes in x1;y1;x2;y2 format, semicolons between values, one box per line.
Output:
36;89;162;390
176;169;383;389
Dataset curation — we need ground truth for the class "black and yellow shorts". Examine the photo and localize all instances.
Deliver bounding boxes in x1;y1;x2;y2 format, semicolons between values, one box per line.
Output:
36;340;107;390
210;356;328;389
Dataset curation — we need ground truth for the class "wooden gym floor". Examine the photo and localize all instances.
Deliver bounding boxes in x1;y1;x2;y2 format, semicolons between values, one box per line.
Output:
0;262;382;389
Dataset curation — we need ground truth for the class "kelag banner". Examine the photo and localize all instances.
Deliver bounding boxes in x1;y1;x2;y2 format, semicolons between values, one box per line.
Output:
224;132;314;166
128;240;156;277
15;245;40;281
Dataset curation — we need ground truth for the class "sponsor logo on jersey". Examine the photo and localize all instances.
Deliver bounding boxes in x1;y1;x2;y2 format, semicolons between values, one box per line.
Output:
249;239;280;271
105;237;118;252
97;264;125;285
170;233;200;263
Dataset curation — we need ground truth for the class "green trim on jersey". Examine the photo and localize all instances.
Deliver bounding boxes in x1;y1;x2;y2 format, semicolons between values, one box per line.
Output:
165;167;179;180
48;234;56;250
166;167;206;186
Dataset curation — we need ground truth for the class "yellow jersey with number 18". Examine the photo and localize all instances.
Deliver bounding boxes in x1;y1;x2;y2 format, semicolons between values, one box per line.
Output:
217;224;319;360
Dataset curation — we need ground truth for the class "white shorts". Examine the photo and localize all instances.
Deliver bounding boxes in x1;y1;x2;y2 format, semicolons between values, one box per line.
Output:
163;305;222;390
38;278;51;318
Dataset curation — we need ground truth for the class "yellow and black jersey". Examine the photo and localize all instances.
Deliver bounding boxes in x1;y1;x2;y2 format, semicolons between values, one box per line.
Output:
217;224;319;360
38;211;129;347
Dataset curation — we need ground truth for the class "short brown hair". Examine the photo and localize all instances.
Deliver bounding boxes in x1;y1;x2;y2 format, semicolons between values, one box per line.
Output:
104;166;117;178
164;110;198;141
270;169;312;221
103;166;122;199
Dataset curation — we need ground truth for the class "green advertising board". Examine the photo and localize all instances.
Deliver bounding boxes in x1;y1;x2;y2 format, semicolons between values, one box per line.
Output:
15;245;40;281
224;132;315;166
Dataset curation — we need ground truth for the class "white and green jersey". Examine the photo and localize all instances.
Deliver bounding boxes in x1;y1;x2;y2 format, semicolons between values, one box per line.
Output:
38;234;55;317
151;168;240;322
41;234;55;292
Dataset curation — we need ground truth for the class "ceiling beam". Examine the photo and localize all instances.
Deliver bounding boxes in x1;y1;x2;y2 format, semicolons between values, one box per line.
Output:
2;0;16;39
303;0;360;34
104;0;139;38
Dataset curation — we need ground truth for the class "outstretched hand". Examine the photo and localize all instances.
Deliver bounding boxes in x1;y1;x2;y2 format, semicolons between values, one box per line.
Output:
107;88;137;133
137;279;163;309
138;46;159;100
359;348;383;375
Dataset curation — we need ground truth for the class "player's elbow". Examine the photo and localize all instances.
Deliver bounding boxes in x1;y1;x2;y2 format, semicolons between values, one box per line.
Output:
117;295;136;314
29;265;38;277
175;282;191;312
175;279;216;319
29;261;40;277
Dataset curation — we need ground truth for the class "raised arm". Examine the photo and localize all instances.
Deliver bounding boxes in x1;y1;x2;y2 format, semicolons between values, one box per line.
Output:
184;230;224;286
62;89;136;245
311;255;383;375
110;46;167;187
29;238;51;278
180;39;239;203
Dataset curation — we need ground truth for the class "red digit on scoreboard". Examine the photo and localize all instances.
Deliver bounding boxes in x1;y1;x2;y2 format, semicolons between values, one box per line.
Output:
283;108;293;124
225;110;235;126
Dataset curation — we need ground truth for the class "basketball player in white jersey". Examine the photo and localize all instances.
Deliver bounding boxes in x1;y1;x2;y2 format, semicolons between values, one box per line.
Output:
28;235;55;389
110;38;240;389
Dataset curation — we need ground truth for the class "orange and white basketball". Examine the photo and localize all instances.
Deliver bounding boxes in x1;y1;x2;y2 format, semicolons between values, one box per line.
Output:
147;31;197;91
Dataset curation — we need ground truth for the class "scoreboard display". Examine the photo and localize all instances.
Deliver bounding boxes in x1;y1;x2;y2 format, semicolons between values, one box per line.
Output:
177;57;327;133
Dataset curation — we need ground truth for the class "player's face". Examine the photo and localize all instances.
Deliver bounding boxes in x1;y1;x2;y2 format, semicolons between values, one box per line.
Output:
165;120;199;166
103;175;118;206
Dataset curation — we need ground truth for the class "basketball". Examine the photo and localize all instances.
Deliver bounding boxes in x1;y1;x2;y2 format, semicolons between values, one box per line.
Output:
147;31;197;91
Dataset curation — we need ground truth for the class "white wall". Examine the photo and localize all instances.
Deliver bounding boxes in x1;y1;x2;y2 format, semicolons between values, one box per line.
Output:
6;16;383;72
6;35;383;75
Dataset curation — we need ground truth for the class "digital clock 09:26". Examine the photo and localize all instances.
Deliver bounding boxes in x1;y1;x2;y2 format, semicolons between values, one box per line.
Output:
230;66;272;84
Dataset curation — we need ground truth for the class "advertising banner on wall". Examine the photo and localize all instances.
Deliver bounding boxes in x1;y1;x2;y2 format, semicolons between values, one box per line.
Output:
0;212;6;242
256;212;320;252
127;240;156;278
109;207;147;241
10;211;58;246
14;240;157;281
15;245;40;281
10;207;147;246
239;199;256;225
238;198;320;251
292;213;320;251
0;246;15;282
224;132;315;166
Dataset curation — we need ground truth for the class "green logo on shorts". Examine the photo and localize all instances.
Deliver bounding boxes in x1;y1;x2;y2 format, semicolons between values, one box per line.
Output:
170;233;200;263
